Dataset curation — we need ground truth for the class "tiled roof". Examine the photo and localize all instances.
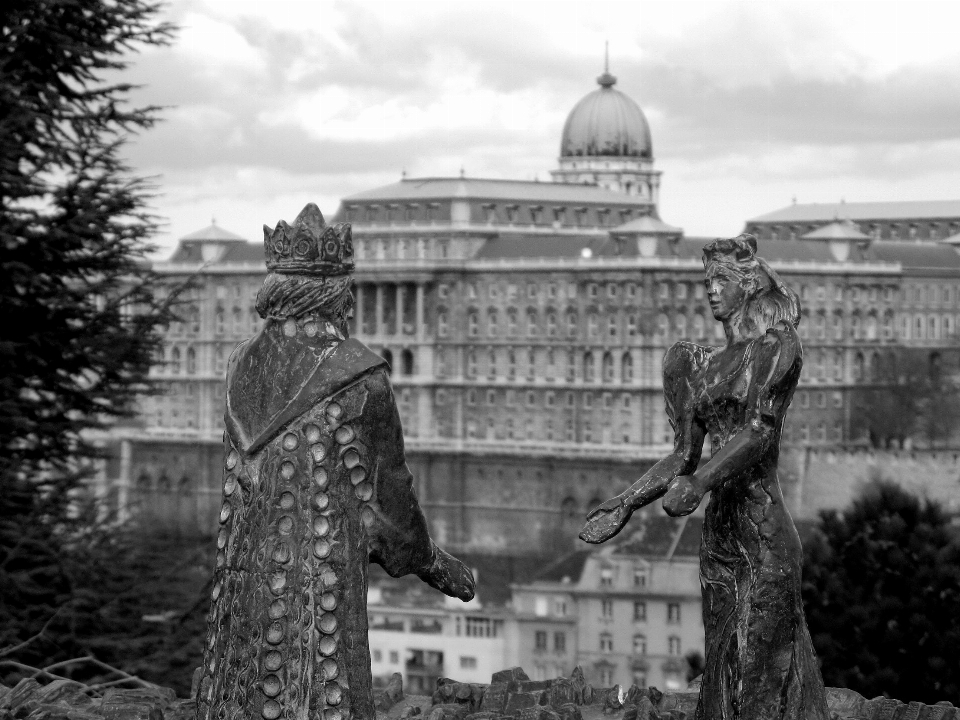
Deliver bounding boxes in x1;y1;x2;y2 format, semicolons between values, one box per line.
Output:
866;241;960;271
167;240;264;265
610;514;702;559
611;216;682;234
748;200;960;224
341;177;653;207
802;221;871;240
528;550;593;584
473;234;606;260
178;223;248;242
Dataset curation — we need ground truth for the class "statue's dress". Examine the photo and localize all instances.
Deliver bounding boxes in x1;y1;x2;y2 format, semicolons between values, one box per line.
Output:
196;322;439;720
666;322;829;720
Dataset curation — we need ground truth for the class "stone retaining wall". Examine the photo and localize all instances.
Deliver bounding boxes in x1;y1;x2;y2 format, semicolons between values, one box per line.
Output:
2;666;956;720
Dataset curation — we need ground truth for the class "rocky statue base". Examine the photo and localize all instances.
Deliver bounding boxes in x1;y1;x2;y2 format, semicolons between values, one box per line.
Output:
1;668;955;720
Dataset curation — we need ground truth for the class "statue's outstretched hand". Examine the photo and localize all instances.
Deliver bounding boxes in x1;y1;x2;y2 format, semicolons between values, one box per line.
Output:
663;475;702;517
579;495;633;544
419;546;476;602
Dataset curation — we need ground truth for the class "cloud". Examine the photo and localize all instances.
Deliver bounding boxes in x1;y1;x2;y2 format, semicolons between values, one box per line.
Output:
115;0;960;245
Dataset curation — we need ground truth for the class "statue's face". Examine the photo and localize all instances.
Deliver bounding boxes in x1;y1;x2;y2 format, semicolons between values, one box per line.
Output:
705;265;748;322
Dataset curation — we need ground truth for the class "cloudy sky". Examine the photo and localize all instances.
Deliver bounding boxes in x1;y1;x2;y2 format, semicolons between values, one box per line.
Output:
122;0;960;254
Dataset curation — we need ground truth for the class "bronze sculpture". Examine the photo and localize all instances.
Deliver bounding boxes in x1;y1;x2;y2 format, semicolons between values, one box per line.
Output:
196;204;475;720
581;235;829;719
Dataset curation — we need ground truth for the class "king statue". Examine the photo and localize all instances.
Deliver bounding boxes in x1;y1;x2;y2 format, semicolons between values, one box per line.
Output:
195;204;476;720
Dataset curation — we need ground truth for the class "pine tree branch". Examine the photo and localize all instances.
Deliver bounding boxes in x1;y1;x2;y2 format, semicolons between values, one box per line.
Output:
0;605;62;658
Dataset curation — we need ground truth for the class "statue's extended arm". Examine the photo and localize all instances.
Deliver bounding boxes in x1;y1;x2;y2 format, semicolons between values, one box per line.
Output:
580;343;707;544
364;369;475;601
663;324;801;517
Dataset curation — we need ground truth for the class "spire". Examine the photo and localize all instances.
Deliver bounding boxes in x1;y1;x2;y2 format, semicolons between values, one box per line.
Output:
597;41;617;88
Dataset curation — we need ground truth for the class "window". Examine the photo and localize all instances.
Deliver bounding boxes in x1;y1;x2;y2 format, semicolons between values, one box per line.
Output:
599;667;613;686
567;311;578;337
667;603;681;623
622;353;633;383
373;650;382;663
633;568;647;587
584;353;595;382
528;283;538;299
608;316;617;338
668;636;681;656
599;633;613;653
546;312;557;337
460;656;477;670
588;313;599;338
186;347;197;375
633;601;646;621
588;283;598;299
601;599;613;618
600;567;613;587
633;634;647;655
535;631;548;651
487;309;498;337
390;651;399;664
467;350;477;378
437;311;449;338
489;284;498;300
627;315;637;338
527;310;538;337
171;347;182;374
554;632;566;653
468;311;478;337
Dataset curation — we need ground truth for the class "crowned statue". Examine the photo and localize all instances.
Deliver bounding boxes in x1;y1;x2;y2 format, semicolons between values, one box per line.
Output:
582;235;830;720
195;204;475;720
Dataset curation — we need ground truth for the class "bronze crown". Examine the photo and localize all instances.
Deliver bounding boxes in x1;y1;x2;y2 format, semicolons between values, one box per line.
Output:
263;203;354;276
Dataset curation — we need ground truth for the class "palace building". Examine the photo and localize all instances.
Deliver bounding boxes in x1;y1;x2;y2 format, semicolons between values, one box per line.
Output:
106;65;960;557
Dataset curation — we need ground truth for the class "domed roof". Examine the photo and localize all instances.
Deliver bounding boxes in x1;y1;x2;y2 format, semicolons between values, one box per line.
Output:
560;68;652;159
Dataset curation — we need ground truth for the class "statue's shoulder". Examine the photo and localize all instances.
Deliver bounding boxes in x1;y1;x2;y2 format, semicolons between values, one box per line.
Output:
754;321;802;385
325;337;389;380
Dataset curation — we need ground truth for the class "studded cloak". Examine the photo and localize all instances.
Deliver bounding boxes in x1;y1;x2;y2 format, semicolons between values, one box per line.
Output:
197;322;438;720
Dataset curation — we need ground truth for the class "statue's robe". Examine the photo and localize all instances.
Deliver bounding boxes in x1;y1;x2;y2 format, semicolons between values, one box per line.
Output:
196;321;437;720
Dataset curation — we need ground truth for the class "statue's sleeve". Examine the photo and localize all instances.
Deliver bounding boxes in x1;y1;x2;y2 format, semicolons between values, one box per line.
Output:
361;368;435;578
663;341;707;472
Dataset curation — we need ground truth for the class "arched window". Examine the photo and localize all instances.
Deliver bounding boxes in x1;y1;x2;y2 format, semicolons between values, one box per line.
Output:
401;349;414;376
487;309;498;337
657;313;669;341
546;349;556;377
584;353;595;382
868;352;881;382
507;349;517;380
692;313;705;339
467;349;477;378
832;312;843;341
851;314;861;340
507;309;518;337
436;348;446;379
675;313;687;339
171;347;182;374
588;313;599;338
527;309;538;337
488;349;497;379
633;634;647;656
437;311;449;338
602;352;614;383
833;350;843;381
215;306;225;335
566;311;578;337
527;348;536;380
622;353;634;383
567;350;576;382
546;312;557;337
468;311;478;337
865;314;878;341
189;305;201;334
186;347;197;375
853;352;864;382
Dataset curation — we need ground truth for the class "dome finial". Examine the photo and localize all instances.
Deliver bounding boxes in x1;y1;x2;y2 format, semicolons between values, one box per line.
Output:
597;41;616;88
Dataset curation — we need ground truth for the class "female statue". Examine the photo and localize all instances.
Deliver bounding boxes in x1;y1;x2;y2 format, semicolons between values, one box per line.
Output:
580;235;829;719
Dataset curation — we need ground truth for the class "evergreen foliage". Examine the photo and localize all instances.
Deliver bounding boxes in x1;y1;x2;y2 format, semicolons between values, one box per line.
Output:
802;480;960;702
0;0;179;683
